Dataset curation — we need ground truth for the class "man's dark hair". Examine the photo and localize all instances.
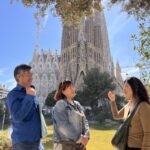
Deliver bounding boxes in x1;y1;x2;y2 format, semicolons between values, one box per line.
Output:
14;64;31;81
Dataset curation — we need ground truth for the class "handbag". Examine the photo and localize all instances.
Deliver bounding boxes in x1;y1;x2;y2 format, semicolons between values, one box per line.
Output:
111;103;140;150
39;101;48;138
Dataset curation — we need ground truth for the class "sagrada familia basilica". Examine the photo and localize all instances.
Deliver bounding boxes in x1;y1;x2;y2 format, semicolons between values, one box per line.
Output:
30;10;123;103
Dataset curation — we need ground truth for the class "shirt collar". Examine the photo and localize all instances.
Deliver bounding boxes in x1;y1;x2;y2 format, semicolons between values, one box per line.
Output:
16;84;25;91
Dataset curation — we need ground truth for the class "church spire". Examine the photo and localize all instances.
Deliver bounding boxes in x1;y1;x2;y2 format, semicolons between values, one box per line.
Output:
116;61;123;86
32;49;39;62
34;12;40;51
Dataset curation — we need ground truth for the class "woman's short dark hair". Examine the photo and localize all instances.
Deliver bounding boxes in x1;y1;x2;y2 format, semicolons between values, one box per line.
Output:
14;64;31;81
54;80;72;101
124;77;150;104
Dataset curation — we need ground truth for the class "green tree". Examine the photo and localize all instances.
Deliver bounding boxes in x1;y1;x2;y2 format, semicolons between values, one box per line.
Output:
0;98;10;129
131;17;150;61
108;0;149;17
76;68;116;111
109;1;150;63
45;90;56;107
12;0;102;25
130;14;150;85
12;1;149;24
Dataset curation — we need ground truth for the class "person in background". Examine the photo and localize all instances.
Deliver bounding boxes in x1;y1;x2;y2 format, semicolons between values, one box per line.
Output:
108;77;150;150
52;80;90;150
6;64;47;150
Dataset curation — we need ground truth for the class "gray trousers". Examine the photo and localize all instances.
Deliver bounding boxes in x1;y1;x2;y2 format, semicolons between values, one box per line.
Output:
12;141;42;150
53;143;86;150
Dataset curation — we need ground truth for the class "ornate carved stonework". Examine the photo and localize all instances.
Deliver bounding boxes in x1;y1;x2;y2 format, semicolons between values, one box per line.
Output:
30;49;60;104
61;11;115;89
31;10;123;103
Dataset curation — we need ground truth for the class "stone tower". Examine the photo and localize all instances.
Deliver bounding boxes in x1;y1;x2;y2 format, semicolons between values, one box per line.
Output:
115;61;124;93
31;11;124;103
61;10;114;89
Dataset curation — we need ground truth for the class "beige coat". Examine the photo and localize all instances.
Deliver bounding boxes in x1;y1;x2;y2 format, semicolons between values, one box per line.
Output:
110;101;150;150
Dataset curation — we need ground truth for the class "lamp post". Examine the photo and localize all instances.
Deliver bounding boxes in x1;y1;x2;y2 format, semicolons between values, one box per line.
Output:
1;99;6;130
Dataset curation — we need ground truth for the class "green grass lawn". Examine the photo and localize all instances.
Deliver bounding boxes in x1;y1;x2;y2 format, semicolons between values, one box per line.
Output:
42;124;117;150
1;124;117;150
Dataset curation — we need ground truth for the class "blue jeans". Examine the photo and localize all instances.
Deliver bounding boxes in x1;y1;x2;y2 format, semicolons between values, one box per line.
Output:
12;141;44;150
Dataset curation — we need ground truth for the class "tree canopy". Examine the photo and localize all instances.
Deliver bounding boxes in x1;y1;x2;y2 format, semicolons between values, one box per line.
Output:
12;0;149;25
76;68;116;109
45;90;56;107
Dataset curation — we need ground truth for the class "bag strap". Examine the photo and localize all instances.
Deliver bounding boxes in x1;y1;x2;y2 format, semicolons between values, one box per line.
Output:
126;102;140;122
67;100;82;113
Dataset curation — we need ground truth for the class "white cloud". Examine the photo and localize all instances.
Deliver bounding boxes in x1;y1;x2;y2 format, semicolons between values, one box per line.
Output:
0;68;9;76
121;67;140;79
104;4;134;43
4;78;16;90
108;15;132;41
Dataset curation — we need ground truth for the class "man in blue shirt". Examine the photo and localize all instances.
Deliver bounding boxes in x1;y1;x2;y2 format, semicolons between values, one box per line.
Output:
6;64;42;150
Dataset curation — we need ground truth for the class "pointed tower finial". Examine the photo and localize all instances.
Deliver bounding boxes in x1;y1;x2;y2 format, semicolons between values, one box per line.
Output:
34;12;40;51
55;49;58;55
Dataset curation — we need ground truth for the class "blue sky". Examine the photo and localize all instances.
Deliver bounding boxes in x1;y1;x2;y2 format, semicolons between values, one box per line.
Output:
0;1;140;89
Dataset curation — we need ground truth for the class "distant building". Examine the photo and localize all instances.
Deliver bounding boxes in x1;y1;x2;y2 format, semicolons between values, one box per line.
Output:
0;84;9;100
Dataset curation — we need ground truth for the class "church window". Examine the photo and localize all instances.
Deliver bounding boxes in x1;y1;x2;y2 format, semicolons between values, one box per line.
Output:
94;52;96;60
63;54;65;63
71;49;72;59
94;26;102;48
68;52;70;61
72;30;74;43
73;48;74;58
75;48;77;57
66;53;67;62
66;53;68;62
96;53;98;63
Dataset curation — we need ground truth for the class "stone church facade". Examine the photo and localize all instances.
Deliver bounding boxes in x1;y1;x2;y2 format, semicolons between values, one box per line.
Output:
30;10;123;103
61;11;114;89
30;49;61;103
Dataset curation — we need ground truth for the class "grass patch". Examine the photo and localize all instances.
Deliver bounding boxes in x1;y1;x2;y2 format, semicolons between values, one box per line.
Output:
0;130;12;150
0;123;118;150
42;123;117;150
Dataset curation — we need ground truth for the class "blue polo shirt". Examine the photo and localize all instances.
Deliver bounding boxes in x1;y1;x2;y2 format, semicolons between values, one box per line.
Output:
6;84;41;145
